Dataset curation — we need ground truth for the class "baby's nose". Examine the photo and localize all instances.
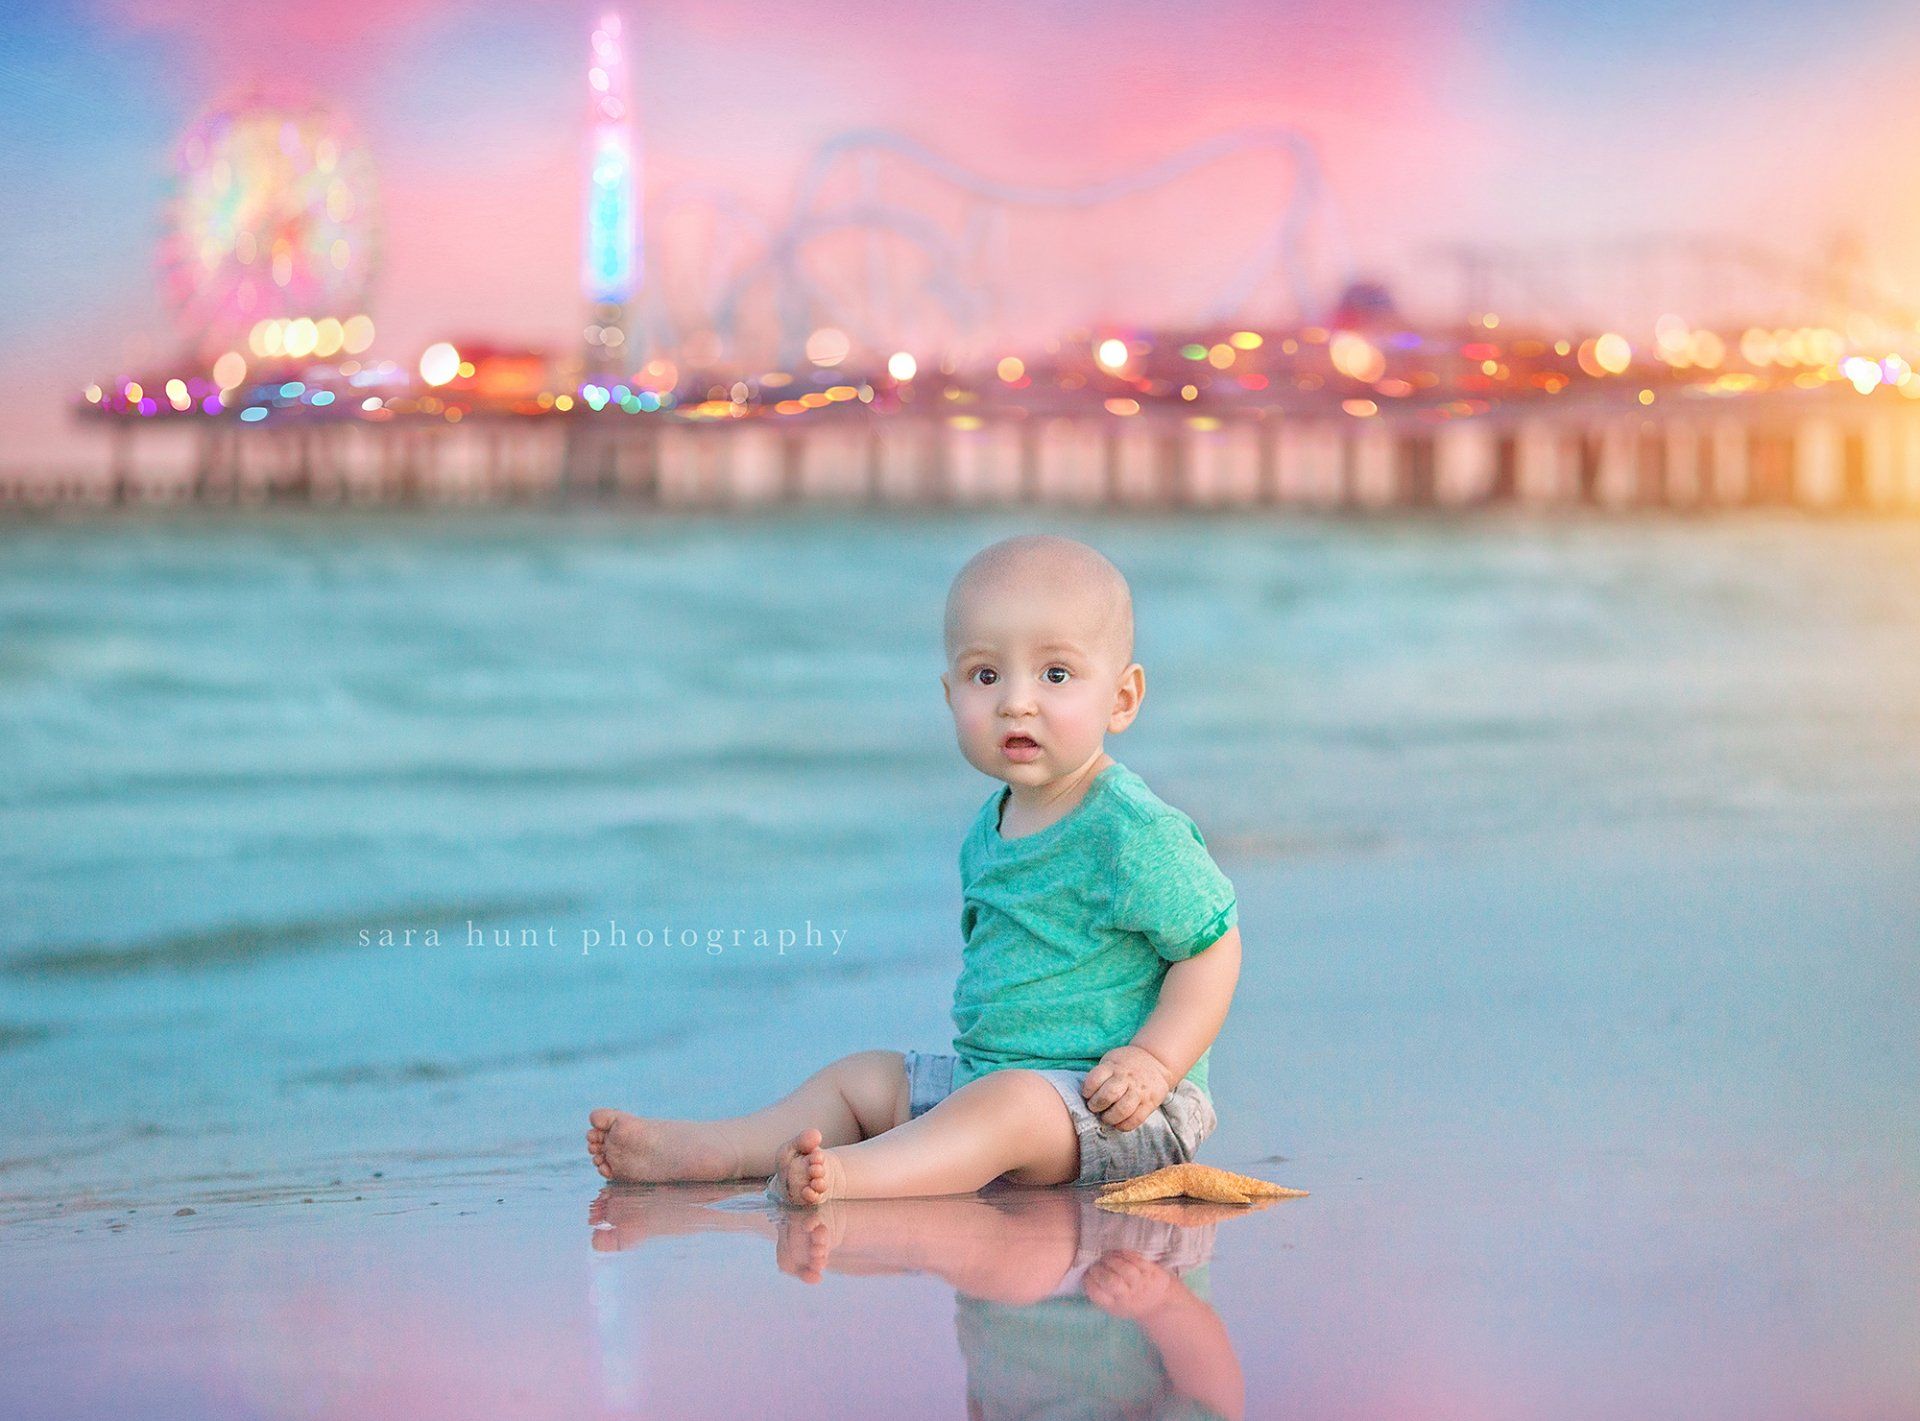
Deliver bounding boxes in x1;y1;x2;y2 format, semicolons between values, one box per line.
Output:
999;685;1039;713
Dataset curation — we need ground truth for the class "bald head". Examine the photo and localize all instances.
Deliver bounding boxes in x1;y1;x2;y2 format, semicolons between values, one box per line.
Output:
944;534;1135;670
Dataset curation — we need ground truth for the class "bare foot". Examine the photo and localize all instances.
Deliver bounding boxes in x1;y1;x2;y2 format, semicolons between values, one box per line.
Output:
774;1199;847;1283
587;1184;758;1252
585;1109;741;1183
765;1127;844;1207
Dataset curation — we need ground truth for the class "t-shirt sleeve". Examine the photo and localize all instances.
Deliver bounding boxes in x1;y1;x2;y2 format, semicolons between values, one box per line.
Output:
1109;813;1238;962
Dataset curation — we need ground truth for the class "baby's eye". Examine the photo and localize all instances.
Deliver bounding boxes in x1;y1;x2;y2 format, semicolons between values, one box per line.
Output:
1043;665;1071;685
970;666;999;685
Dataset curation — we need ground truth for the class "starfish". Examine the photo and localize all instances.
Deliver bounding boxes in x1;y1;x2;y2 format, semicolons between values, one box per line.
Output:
1094;1198;1277;1227
1096;1163;1308;1209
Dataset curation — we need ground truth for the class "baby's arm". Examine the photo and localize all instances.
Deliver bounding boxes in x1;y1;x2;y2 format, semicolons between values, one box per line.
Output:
1083;925;1242;1130
1133;924;1241;1084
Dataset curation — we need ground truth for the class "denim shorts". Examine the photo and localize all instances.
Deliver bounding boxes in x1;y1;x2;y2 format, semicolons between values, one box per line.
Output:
902;1049;1218;1187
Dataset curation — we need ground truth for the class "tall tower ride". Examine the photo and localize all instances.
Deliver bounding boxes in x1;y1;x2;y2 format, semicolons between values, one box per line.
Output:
582;13;637;374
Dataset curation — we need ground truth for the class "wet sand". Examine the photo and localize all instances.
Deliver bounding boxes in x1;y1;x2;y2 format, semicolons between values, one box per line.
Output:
2;817;1914;1420
2;513;1917;1417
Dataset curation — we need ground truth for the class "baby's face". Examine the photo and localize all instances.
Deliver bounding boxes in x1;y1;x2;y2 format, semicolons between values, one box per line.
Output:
941;581;1138;788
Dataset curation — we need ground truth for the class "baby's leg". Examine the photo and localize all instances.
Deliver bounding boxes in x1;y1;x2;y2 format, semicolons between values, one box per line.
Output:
779;1192;1083;1301
587;1048;908;1183
772;1068;1079;1204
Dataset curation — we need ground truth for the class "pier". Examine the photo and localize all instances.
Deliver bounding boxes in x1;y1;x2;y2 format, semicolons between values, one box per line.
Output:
14;385;1920;513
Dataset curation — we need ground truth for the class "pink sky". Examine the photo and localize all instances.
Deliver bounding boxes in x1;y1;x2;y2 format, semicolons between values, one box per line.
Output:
6;0;1920;467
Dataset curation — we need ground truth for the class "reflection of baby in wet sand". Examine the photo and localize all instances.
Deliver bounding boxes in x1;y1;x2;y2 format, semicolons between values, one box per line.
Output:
588;535;1242;1206
590;1185;1244;1421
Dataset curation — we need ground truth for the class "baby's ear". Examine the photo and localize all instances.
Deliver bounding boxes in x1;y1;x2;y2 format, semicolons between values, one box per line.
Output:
1109;663;1146;729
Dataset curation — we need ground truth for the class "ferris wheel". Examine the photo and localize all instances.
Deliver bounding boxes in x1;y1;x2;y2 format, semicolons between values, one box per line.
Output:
157;97;380;357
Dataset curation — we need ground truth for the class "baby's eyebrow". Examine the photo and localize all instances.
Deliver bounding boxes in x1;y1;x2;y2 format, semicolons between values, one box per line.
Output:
951;639;1088;661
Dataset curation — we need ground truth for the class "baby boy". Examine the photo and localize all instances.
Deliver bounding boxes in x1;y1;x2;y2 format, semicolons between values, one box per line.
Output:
587;533;1242;1205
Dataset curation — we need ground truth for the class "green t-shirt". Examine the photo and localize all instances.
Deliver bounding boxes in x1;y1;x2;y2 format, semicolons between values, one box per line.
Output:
950;762;1238;1100
956;1291;1224;1421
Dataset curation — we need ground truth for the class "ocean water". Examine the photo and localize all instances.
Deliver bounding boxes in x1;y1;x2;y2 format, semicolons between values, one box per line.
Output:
1;509;1916;1420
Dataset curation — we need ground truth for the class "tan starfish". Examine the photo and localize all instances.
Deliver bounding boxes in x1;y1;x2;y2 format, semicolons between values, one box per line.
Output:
1094;1198;1276;1227
1096;1163;1308;1209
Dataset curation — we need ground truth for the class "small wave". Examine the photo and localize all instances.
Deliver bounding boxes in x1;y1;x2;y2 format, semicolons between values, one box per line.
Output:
705;1191;777;1213
5;742;929;810
3;895;575;979
286;1028;693;1091
0;1021;54;1052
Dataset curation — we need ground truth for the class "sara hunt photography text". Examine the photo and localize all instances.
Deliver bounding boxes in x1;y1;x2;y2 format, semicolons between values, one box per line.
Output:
356;919;850;956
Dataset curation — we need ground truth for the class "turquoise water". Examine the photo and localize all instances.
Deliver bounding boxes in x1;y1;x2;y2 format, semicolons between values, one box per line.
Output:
1;510;1916;1419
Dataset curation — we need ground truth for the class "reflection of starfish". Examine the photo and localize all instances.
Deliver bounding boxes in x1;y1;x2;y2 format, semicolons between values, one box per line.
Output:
1097;1163;1308;1209
1097;1198;1274;1227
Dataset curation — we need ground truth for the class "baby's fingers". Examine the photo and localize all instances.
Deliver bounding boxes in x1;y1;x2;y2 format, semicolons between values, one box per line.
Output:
1081;1064;1112;1100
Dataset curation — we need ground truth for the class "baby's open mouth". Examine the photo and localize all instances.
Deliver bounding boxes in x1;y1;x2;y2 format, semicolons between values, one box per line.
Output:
1001;733;1041;759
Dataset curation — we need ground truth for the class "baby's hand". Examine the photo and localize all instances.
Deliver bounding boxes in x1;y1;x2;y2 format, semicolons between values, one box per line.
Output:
1082;1045;1173;1131
1083;1249;1177;1317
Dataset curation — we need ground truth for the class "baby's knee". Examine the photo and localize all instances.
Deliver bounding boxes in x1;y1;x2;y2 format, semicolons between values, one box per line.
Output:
960;1067;1068;1121
969;1070;1080;1184
834;1049;909;1133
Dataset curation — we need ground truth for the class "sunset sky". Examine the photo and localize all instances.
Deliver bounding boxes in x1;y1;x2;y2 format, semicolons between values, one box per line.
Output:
3;0;1919;465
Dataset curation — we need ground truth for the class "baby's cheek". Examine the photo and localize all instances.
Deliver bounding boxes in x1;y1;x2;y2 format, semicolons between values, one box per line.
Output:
953;711;992;754
1067;691;1110;732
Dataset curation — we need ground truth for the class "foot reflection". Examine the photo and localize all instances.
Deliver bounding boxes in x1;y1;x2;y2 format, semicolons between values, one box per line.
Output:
589;1183;1247;1420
